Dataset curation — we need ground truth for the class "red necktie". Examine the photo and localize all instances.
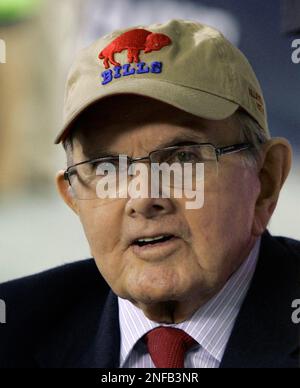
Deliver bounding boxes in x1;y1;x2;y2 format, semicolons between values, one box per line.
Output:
143;327;198;368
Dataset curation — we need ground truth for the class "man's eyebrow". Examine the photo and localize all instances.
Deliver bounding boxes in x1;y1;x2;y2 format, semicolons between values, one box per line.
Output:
82;131;209;159
154;132;209;150
82;148;119;160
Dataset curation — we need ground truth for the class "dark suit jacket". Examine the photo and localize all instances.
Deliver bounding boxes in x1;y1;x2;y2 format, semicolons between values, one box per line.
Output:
0;230;299;368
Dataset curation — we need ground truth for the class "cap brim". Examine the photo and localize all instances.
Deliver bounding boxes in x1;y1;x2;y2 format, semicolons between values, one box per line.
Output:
55;78;239;144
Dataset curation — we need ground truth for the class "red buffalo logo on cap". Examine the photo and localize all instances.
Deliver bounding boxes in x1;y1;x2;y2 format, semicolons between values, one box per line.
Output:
99;28;172;69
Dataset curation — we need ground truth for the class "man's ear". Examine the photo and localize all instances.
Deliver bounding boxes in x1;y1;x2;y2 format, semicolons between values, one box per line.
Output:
56;170;79;215
252;137;292;235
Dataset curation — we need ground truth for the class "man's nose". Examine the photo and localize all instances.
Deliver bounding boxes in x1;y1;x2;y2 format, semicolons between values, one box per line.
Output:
125;197;175;219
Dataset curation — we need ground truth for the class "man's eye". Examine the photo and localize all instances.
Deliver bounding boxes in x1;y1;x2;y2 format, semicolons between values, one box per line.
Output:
95;160;119;175
170;150;199;163
85;161;101;173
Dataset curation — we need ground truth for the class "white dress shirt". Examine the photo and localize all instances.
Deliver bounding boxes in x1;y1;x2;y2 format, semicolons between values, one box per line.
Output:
118;237;261;368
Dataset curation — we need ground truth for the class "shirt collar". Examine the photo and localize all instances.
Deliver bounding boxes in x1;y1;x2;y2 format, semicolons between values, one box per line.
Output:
118;237;261;366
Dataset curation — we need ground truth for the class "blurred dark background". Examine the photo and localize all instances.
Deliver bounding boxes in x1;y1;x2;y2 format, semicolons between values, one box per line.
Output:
281;0;300;34
199;0;300;149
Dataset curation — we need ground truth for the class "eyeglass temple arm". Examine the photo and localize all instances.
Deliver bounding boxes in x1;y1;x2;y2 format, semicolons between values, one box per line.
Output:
216;143;253;158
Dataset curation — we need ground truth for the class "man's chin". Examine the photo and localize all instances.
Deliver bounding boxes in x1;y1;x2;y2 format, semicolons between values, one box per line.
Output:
126;283;194;309
133;296;200;324
134;298;179;323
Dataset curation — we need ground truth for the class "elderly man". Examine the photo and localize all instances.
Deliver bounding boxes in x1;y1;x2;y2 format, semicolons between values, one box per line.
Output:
0;20;299;369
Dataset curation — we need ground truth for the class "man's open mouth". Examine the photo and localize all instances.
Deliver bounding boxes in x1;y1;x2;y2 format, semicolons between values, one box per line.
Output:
132;234;175;247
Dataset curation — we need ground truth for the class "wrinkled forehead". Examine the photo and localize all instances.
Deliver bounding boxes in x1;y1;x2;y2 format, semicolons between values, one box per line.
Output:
71;94;240;157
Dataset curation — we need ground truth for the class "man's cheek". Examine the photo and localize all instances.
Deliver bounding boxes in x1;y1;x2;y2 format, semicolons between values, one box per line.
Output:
77;215;106;258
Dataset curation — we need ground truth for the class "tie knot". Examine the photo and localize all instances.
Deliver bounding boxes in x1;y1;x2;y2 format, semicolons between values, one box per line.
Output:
143;327;198;368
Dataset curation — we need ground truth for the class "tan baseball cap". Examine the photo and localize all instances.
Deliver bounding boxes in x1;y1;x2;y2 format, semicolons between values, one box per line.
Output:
54;19;270;144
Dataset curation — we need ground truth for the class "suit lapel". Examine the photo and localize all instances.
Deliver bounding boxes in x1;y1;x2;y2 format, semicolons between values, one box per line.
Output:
35;289;120;368
220;231;299;368
83;290;120;368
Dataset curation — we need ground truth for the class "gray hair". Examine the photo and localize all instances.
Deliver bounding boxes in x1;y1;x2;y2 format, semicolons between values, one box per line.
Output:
234;109;269;168
63;136;74;167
